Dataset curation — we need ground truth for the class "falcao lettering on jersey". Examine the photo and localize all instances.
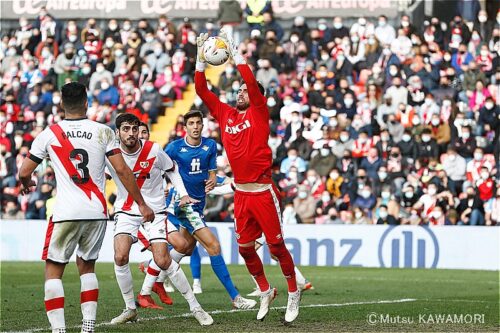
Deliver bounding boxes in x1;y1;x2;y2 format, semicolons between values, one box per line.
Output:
65;131;93;140
225;120;251;134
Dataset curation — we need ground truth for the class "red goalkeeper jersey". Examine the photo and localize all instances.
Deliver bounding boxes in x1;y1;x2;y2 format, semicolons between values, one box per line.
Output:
195;64;273;184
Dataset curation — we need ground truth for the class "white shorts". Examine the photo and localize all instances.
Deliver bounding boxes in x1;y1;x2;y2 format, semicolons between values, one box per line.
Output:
42;218;107;264
114;213;173;244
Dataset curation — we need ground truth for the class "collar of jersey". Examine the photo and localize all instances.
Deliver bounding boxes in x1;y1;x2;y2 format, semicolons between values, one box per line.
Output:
184;137;202;148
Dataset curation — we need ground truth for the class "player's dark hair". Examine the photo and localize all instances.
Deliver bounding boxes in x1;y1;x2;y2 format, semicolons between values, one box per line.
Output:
139;121;149;133
61;82;87;113
184;110;204;123
115;113;140;129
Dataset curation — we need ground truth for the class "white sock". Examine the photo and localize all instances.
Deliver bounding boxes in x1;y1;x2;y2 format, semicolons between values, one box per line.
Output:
294;267;307;285
170;249;186;263
80;273;98;324
45;279;65;331
114;264;136;309
166;260;200;311
140;260;160;295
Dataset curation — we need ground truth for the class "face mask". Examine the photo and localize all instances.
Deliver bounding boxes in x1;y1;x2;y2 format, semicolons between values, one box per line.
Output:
188;35;196;44
12;81;20;89
485;102;494;110
431;119;440;126
381;192;390;199
340;134;349;142
428;188;437;196
333;22;342;29
361;190;371;199
328;172;339;180
283;99;292;106
29;95;38;104
378;171;387;180
101;82;109;90
481;171;489;179
159;21;167;28
232;83;240;91
145;36;154;43
405;192;414;199
320;148;330;157
321;194;330;203
314;83;322;91
307;176;317;183
105;40;114;48
433;211;442;219
462;132;470;139
444;54;451;62
52;96;61;104
381;135;389;142
412;117;421;125
82;67;90;75
402;134;411;142
337;55;345;62
142;68;149;74
329;119;338;127
355;211;363;218
115;49;124;57
145;85;154;92
290;35;299;43
36;116;44;125
69;35;77;42
123;24;131;31
344;99;353;107
474;153;483;161
379;211;388;219
14;135;23;147
422;135;431;142
96;66;104;73
478;15;487;23
109;24;118;30
321;54;329;61
351;36;359;43
7;48;17;57
401;21;409;27
267;98;276;107
289;172;297;180
298;191;307;199
289;155;297;161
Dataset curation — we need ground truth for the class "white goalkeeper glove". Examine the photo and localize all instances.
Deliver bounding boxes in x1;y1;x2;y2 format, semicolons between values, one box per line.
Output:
196;33;209;72
219;28;245;65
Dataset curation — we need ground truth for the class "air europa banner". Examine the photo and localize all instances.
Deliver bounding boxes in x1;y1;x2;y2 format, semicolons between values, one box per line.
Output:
1;221;498;270
1;0;398;20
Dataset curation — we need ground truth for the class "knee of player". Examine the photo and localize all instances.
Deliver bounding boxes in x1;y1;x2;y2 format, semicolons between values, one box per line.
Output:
238;244;256;258
114;253;129;266
268;241;286;257
155;256;172;270
175;238;191;254
206;241;221;256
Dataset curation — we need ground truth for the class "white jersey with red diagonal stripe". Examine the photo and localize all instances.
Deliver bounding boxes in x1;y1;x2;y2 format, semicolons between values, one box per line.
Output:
28;119;120;222
109;140;174;216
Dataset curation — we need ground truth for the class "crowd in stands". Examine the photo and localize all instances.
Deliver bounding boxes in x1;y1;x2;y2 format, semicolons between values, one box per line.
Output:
1;1;499;226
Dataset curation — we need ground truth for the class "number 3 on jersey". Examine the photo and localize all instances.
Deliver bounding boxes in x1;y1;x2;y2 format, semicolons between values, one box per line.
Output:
70;149;90;184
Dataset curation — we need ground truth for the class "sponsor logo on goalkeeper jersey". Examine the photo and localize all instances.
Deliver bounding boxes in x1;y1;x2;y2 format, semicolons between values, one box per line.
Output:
225;120;251;134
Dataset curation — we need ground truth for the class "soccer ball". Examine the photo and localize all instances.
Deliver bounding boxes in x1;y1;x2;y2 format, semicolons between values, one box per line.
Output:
202;37;230;66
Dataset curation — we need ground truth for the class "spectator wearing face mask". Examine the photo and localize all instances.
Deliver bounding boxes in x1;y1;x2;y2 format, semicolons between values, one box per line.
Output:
293;185;317;224
256;58;278;89
457;186;485;225
280;148;306;177
466;147;494;183
426;113;451;154
469;80;491;113
352;131;374;159
360;147;382;181
477;97;499;136
442;146;467;195
418;128;439;162
89;61;113;93
397;130;418;163
451;125;476;160
374;15;396;45
309;143;336;177
279;166;301;199
376;204;399;225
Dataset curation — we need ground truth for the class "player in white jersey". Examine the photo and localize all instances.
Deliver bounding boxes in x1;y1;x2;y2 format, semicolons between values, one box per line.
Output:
18;82;154;333
108;113;213;326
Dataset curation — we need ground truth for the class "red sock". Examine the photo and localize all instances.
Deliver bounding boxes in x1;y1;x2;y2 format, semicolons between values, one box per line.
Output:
238;246;270;292
269;243;298;292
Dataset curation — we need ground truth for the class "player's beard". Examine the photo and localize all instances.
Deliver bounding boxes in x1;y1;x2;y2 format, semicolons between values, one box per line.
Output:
122;136;138;149
236;99;249;111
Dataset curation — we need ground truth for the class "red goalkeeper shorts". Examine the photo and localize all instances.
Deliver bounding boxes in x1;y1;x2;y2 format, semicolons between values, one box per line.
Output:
233;184;284;245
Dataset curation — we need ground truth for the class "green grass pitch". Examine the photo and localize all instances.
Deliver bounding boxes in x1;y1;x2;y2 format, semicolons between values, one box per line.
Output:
1;262;498;332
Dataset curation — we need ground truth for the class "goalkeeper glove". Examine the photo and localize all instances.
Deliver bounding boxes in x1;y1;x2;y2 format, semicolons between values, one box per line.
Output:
196;33;208;72
219;28;245;65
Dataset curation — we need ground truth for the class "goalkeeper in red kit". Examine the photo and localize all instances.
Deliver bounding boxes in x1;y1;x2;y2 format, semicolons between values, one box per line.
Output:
194;30;300;323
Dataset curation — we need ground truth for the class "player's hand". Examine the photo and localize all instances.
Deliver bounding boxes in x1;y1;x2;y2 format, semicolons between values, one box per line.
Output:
219;28;236;57
20;180;36;195
139;203;155;222
204;178;216;193
196;33;209;63
178;195;200;207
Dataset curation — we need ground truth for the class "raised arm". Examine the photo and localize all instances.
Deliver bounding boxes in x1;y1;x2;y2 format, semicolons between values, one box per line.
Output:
219;29;266;108
194;33;226;119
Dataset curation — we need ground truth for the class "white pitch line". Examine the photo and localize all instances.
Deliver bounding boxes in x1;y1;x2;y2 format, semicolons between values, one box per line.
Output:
17;298;417;333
